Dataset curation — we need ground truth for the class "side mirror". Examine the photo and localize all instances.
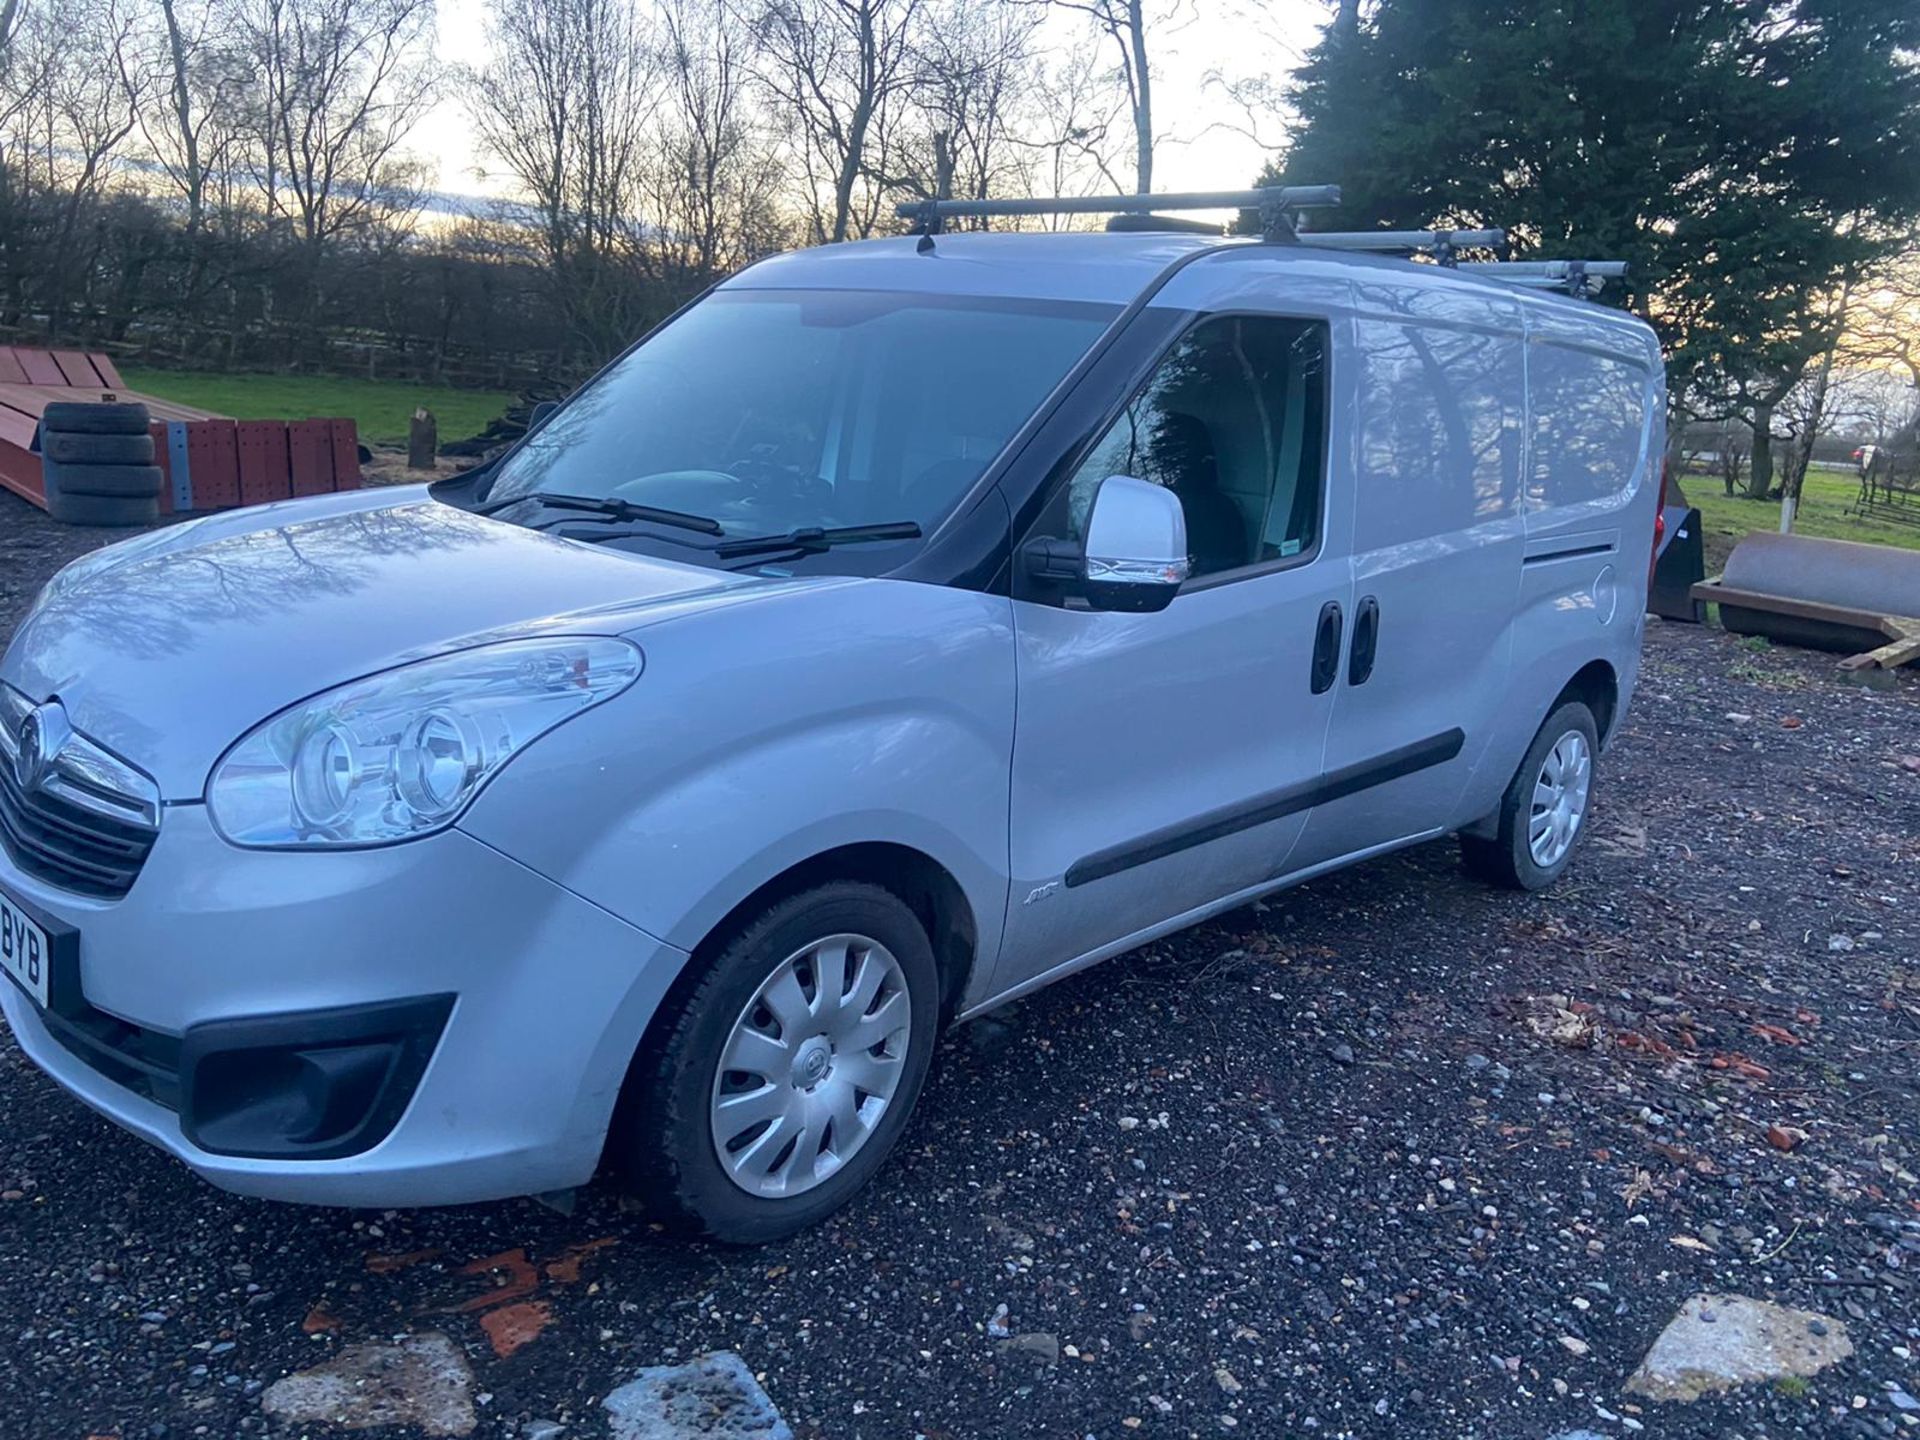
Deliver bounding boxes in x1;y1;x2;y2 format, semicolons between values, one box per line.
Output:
1044;474;1190;612
527;400;560;432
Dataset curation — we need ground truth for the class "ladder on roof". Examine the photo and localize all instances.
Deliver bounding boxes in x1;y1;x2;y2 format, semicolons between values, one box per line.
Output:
892;187;1628;296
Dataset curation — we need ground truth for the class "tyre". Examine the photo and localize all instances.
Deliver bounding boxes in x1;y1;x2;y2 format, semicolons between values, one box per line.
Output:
44;491;159;527
612;882;940;1243
44;462;164;499
40;430;154;466
1460;700;1599;891
38;401;151;436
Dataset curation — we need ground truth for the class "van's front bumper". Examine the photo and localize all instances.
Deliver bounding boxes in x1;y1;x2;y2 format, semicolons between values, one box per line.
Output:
0;806;688;1207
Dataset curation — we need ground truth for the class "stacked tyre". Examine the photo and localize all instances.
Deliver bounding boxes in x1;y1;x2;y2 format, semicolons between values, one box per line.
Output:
38;401;161;527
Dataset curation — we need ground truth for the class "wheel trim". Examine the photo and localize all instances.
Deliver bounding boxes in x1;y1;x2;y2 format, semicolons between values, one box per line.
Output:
1527;730;1591;868
709;932;911;1200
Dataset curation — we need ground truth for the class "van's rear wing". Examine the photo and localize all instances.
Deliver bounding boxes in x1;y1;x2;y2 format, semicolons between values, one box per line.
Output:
894;187;1627;296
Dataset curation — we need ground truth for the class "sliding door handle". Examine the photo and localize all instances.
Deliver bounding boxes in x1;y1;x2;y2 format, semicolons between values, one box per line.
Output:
1310;600;1343;694
1349;595;1379;685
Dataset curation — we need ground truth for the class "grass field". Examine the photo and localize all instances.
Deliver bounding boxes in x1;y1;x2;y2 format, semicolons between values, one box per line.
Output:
119;369;516;448
1678;462;1920;574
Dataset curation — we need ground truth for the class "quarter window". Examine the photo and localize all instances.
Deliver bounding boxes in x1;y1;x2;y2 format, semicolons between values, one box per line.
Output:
1068;316;1329;580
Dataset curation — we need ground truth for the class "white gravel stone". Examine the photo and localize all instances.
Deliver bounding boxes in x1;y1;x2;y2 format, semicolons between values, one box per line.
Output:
260;1331;476;1437
1624;1294;1853;1402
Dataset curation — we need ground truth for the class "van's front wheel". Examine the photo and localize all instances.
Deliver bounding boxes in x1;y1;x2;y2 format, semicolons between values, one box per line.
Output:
1460;700;1599;891
612;883;939;1243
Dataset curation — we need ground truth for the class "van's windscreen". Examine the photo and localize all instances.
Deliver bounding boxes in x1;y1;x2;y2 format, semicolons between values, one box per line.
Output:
482;289;1119;548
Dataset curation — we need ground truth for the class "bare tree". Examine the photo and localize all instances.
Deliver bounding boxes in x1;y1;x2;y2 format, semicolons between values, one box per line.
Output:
1030;0;1159;193
0;0;149;332
241;0;435;282
1016;44;1131;207
646;0;784;282
748;0;926;244
907;0;1042;209
1849;248;1920;397
140;0;240;236
0;0;24;71
468;0;659;355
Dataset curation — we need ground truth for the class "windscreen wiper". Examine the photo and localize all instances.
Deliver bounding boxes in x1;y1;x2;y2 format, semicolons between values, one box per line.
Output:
477;489;724;535
713;520;923;559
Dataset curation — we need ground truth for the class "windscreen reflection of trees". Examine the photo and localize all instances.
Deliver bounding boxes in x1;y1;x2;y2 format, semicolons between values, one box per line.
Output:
488;294;1112;533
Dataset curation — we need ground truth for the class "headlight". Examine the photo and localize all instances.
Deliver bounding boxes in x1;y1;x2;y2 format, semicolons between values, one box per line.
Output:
208;637;642;847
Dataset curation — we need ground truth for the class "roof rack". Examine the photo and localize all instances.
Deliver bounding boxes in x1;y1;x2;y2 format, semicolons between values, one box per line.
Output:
1295;228;1505;264
891;188;1626;297
895;186;1342;241
1457;260;1629;296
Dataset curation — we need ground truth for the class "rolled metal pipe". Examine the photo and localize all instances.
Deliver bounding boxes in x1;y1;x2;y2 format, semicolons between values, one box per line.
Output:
1722;531;1920;618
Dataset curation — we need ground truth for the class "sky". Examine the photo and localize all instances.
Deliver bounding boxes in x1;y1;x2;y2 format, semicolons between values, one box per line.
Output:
411;0;1333;209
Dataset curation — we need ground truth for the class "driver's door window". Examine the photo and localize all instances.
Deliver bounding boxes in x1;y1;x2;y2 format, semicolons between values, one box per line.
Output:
1066;316;1328;581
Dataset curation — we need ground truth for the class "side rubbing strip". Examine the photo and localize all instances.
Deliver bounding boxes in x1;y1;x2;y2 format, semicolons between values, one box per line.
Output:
1063;728;1466;888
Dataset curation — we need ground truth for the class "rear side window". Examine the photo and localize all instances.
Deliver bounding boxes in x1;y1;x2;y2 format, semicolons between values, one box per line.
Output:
1352;318;1524;551
1529;344;1652;508
1067;315;1328;580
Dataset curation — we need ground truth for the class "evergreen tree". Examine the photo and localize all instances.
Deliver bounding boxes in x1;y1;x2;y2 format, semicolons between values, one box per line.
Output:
1267;1;1920;495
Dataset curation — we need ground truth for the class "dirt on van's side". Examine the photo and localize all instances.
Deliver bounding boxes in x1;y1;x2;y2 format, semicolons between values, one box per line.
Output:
2;484;1918;1440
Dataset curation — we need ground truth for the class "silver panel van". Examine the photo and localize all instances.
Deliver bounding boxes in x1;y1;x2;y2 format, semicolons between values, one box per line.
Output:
0;191;1665;1239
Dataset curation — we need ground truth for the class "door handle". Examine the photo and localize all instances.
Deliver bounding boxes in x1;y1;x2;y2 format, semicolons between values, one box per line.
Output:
1349;594;1379;685
1310;600;1343;694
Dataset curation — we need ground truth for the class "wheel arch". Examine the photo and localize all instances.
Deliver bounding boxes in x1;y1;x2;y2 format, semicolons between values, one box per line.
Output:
1553;657;1620;746
644;842;982;1054
719;843;975;1020
1459;655;1620;839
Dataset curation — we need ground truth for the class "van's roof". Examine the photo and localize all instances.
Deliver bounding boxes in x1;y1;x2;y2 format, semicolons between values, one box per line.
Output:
724;231;1651;340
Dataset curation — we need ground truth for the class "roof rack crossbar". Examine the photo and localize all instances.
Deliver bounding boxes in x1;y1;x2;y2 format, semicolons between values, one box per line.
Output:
1457;259;1628;296
896;186;1341;240
1295;229;1505;265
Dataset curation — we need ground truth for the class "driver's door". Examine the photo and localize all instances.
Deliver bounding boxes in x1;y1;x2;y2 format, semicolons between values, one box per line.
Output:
991;308;1353;998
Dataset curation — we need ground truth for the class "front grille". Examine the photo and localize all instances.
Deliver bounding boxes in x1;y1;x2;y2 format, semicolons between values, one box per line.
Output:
0;686;160;899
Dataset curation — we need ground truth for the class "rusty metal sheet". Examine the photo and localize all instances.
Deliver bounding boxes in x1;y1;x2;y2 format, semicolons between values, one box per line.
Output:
185;419;240;510
287;420;336;496
236;419;292;506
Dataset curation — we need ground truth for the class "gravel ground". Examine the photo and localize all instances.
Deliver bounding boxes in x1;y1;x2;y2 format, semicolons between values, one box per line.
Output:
3;486;1919;1440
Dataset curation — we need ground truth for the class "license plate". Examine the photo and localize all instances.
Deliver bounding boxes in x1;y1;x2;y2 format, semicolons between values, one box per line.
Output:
0;883;51;1009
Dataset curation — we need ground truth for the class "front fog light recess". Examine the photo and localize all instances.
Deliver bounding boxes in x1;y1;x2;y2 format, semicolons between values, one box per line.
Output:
209;637;641;847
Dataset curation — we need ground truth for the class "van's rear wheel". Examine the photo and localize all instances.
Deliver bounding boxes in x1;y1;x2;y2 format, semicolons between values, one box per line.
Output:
1461;700;1599;891
612;883;938;1243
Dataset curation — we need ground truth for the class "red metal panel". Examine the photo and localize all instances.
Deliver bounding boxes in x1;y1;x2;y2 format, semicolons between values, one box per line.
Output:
16;350;63;386
88;353;126;390
0;351;28;385
288;420;335;496
0;393;41;515
151;420;174;515
236;420;292;507
186;419;240;510
329;418;362;490
51;350;99;388
0;401;40;450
